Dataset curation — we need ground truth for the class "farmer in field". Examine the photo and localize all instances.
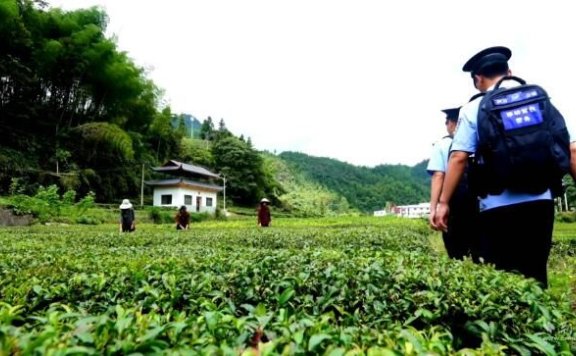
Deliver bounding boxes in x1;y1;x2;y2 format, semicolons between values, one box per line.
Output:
175;205;190;230
119;199;135;232
434;46;576;287
257;198;272;227
428;107;479;260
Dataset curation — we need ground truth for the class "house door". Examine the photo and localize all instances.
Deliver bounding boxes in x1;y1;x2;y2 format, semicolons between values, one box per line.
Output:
196;196;201;212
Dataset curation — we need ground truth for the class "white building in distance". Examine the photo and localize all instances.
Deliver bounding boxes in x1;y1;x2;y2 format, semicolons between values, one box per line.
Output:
146;160;223;214
374;203;431;218
393;202;430;218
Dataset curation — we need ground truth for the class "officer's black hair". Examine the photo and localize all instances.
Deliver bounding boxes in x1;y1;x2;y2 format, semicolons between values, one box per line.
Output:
472;62;509;79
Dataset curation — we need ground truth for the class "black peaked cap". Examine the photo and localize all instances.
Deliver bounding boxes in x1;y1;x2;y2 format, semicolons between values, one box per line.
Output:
442;107;461;122
462;46;511;74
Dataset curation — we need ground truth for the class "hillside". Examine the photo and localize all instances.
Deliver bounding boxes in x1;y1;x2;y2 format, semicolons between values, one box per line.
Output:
278;152;430;212
262;153;355;217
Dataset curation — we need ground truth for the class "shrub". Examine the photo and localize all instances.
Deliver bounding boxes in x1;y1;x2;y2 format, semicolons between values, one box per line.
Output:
556;211;576;223
76;191;96;214
75;216;101;225
148;207;176;224
190;212;210;222
62;190;77;205
215;207;227;220
148;207;163;224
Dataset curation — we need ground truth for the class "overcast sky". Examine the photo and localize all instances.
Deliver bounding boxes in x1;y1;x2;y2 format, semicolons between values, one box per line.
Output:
49;0;575;167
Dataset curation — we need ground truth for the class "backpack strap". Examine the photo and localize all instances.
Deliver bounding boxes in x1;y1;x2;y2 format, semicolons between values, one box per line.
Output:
495;75;526;89
468;92;486;102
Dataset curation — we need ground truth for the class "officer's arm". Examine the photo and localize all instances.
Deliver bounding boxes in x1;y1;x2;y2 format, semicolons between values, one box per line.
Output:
429;171;444;228
430;172;445;211
570;142;576;181
439;151;469;205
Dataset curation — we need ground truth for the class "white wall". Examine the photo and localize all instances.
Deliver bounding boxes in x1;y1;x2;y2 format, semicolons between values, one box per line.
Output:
395;203;430;218
152;186;218;214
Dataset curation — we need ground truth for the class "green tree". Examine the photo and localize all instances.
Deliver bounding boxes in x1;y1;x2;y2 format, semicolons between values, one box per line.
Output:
211;136;270;205
0;1;163;200
179;138;214;168
199;116;215;141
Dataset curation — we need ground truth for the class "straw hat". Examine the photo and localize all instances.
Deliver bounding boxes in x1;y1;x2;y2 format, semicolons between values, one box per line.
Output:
260;198;270;203
119;199;133;209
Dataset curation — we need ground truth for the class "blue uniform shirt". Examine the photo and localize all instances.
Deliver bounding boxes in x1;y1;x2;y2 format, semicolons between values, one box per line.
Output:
451;92;574;211
427;136;452;175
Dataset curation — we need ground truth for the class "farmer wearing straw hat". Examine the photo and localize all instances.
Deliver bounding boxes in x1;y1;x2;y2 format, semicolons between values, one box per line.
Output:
257;198;271;227
119;199;135;232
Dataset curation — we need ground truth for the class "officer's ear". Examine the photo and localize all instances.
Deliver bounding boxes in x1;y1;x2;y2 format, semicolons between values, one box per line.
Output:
472;74;481;90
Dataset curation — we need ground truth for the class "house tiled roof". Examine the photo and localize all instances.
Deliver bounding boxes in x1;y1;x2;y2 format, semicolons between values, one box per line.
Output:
153;160;220;179
145;178;223;192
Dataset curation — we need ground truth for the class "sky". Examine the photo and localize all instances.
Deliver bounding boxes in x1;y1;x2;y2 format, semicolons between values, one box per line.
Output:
49;0;576;167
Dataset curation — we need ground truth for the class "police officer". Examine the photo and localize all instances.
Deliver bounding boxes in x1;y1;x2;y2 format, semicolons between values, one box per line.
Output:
428;107;478;260
434;46;576;287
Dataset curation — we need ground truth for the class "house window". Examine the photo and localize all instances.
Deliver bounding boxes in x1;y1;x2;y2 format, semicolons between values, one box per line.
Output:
206;197;213;207
184;195;192;205
161;194;172;205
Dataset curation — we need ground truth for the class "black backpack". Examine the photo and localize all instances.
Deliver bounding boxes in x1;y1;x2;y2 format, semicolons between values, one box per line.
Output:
472;76;570;197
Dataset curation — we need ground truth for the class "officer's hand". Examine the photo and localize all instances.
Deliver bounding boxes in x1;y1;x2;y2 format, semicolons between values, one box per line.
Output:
428;209;438;230
434;202;450;232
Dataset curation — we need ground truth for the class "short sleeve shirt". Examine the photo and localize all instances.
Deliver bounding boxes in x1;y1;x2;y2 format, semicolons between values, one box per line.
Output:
427;136;452;175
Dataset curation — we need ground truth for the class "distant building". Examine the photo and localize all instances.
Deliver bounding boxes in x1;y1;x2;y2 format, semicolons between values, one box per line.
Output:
146;160;223;214
392;202;430;218
373;210;388;217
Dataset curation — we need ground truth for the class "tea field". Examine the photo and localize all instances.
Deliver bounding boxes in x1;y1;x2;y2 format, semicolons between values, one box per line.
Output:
0;217;575;355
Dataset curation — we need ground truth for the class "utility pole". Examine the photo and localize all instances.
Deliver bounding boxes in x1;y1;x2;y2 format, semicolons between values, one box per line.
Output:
222;175;227;212
140;163;145;207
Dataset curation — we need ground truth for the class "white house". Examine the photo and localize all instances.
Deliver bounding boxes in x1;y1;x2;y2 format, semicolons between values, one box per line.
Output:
146;160;223;214
393;202;430;218
373;210;388;217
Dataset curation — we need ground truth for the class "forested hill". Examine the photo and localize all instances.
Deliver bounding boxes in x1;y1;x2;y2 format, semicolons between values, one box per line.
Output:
0;1;429;214
279;152;430;212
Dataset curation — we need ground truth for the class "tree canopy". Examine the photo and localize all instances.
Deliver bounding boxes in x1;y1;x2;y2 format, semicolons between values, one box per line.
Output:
0;1;175;200
0;1;435;214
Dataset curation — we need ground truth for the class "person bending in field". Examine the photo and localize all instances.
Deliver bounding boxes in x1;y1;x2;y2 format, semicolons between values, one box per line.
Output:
175;205;190;230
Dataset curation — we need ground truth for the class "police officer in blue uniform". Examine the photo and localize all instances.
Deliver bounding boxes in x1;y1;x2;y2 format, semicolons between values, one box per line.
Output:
428;107;478;260
434;46;576;287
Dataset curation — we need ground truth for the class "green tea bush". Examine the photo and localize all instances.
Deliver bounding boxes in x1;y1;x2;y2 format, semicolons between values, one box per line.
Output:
190;212;210;223
75;216;101;225
0;219;574;354
148;207;164;224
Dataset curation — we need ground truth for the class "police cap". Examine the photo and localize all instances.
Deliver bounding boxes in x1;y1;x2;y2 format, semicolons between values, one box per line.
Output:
441;107;460;122
462;46;512;75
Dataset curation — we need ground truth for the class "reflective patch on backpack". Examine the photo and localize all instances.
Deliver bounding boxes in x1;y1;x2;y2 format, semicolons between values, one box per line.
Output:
492;89;539;106
500;103;543;130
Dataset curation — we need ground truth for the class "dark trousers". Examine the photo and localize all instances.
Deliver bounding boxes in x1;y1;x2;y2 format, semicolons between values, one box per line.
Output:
443;195;480;261
121;222;134;232
478;200;554;287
